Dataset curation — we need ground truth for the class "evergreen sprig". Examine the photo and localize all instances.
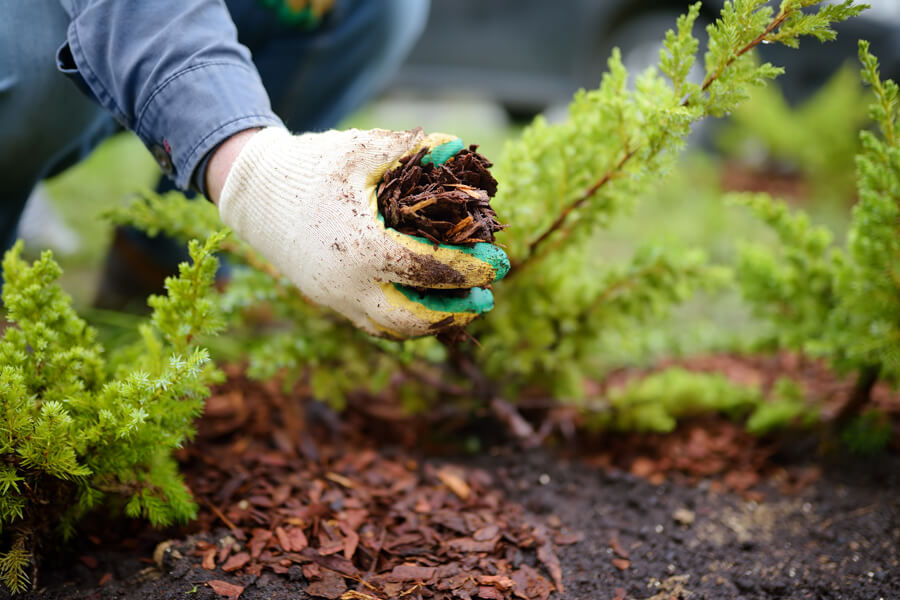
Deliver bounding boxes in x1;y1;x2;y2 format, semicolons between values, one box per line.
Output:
730;192;843;352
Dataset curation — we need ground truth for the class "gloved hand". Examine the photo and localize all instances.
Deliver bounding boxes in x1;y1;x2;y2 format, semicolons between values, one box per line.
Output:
217;126;509;339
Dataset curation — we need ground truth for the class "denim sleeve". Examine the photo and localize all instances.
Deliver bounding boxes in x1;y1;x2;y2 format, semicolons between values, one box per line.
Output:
58;0;285;190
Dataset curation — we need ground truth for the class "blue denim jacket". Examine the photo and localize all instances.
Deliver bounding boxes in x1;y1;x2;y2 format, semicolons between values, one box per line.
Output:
57;0;285;190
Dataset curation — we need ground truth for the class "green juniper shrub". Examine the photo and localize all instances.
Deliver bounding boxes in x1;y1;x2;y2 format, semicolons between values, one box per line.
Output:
481;0;865;402
732;41;899;444
112;1;866;426
0;234;224;592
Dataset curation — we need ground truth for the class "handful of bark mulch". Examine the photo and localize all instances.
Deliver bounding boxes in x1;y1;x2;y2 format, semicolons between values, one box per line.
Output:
179;372;577;600
377;145;505;246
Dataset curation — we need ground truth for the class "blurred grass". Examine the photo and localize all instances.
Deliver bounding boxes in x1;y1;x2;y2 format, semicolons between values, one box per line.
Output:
36;93;854;365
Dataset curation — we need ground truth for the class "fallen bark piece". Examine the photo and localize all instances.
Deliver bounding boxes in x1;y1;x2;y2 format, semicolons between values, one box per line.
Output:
477;575;515;590
553;530;584;545
537;541;564;594
447;537;497;553
217;537;236;564
478;585;506;599
609;537;629;559
473;524;500;541
221;552;250;573
201;547;216;570
207;580;244;599
385;563;437;582
510;565;553;600
377;145;505;246
339;523;359;559
249;528;272;559
436;466;471;500
275;526;291;552
306;570;348;599
300;547;361;578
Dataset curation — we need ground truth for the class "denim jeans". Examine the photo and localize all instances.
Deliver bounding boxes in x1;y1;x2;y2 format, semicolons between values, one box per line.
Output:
0;0;429;254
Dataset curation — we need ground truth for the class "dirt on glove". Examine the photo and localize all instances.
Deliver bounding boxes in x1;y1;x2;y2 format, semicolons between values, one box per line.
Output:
377;145;505;246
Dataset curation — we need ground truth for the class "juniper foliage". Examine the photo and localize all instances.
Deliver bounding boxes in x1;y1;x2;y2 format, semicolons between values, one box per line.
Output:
733;40;899;428
583;368;814;435
479;0;865;399
112;1;865;418
0;234;224;592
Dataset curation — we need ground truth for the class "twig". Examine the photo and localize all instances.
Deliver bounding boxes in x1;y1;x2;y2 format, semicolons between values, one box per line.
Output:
201;499;245;540
833;364;881;429
490;397;543;448
697;9;793;96
818;504;877;531
507;149;635;276
587;262;668;314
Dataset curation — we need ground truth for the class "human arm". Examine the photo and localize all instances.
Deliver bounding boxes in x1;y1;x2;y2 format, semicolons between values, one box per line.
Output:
58;2;508;338
57;0;284;191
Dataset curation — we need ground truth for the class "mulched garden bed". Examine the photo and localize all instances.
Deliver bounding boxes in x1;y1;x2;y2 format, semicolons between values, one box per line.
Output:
12;357;900;600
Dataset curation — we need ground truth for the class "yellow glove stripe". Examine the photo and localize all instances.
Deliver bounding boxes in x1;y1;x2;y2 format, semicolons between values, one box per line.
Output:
378;282;480;330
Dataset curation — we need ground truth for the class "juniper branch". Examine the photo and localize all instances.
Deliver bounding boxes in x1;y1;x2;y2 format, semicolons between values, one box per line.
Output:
698;9;791;94
508;0;865;276
510;147;635;274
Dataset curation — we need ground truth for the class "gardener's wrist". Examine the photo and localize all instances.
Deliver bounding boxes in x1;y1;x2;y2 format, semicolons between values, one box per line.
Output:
205;127;265;204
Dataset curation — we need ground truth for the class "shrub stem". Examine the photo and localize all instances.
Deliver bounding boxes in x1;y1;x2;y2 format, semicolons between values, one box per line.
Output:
834;363;881;428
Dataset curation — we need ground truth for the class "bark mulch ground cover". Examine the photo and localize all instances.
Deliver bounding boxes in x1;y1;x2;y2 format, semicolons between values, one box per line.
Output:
12;357;900;600
377;145;504;246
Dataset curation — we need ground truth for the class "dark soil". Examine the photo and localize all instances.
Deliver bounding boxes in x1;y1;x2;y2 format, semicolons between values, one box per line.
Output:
377;145;504;246
481;447;900;600
11;362;900;600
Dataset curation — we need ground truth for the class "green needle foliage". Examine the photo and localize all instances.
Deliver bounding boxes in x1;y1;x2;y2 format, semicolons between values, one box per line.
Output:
0;234;224;592
113;1;865;422
733;41;899;435
584;368;814;435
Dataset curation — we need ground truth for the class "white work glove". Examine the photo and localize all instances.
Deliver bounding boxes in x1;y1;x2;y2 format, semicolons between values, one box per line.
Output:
217;127;509;339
